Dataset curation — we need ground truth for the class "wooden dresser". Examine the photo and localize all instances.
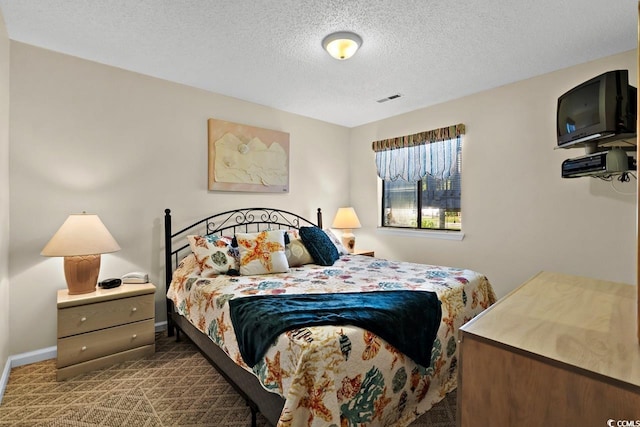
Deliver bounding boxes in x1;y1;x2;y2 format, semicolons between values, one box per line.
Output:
458;271;640;427
56;283;156;380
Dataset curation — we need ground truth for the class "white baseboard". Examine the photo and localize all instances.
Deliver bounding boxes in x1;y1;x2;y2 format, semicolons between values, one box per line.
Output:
0;321;169;404
155;321;167;333
10;346;57;368
0;345;57;404
0;355;10;404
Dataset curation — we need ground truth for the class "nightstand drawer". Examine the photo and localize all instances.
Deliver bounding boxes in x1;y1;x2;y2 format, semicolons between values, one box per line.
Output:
57;319;155;368
58;294;154;338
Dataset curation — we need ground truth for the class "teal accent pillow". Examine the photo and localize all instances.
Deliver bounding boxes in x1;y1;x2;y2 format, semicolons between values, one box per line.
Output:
299;226;340;266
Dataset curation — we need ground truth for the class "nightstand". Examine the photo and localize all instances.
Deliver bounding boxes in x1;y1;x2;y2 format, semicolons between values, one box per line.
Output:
352;249;375;257
56;283;156;380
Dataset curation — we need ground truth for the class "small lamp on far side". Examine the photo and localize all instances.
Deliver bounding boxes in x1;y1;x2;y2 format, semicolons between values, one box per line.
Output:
332;207;362;253
41;212;121;295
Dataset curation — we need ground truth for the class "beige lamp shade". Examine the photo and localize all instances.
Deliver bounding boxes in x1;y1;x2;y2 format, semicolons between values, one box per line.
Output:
332;207;362;230
42;213;120;295
332;207;361;253
41;213;120;256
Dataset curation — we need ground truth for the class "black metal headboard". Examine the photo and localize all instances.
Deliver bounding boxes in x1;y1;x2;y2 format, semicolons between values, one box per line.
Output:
164;207;322;334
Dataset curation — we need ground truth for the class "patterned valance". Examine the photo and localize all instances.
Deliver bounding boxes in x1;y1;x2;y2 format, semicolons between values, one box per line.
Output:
371;123;465;153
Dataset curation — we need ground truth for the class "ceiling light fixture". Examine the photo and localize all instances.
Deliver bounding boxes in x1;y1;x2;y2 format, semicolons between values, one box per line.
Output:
322;31;362;60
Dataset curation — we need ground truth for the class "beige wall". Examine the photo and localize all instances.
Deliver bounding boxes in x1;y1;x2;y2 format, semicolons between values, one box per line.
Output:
350;49;637;298
0;9;9;367
8;42;351;354
7;41;638;355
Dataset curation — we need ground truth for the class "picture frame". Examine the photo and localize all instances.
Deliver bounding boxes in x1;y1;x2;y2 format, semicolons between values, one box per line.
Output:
207;118;290;193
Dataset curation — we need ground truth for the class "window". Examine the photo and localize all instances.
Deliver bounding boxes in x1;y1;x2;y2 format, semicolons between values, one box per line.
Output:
382;153;462;230
373;124;464;232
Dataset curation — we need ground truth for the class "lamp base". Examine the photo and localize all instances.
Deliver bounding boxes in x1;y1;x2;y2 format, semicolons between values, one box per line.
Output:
64;255;101;295
341;231;356;253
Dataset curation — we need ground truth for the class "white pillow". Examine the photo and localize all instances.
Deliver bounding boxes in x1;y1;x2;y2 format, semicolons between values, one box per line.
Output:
323;228;349;255
187;235;238;277
236;230;289;275
284;230;314;267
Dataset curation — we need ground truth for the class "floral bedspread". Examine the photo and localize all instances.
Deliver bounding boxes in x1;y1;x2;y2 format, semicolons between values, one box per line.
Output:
167;254;496;427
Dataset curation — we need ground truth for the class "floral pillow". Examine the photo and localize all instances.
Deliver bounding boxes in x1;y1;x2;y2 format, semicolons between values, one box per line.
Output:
284;229;314;267
178;253;200;276
187;234;239;277
323;228;349;255
235;230;289;275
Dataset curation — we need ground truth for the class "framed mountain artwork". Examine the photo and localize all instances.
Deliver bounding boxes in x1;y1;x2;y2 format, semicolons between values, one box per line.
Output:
207;118;289;193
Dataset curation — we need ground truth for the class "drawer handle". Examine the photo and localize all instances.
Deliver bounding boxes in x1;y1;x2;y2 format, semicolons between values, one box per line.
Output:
80;317;87;322
81;346;87;351
132;334;137;339
131;307;137;313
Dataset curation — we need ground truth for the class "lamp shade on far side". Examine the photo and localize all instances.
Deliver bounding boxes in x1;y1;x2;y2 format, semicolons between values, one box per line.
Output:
41;213;121;295
332;207;362;253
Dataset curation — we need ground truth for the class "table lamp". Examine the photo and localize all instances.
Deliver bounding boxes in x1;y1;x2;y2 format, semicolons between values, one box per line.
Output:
332;207;362;253
41;212;121;295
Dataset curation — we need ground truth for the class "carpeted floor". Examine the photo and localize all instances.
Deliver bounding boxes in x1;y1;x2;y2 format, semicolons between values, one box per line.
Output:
0;332;456;426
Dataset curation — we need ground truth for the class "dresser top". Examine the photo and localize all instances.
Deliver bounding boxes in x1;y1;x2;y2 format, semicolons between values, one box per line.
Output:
460;271;640;388
57;282;156;308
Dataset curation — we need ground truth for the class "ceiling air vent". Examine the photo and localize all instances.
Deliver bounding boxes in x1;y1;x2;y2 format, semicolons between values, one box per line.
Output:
376;94;402;103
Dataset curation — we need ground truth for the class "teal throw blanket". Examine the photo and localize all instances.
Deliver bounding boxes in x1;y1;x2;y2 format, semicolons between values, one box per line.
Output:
228;290;442;368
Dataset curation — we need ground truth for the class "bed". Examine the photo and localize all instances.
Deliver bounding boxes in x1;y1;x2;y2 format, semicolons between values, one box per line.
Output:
164;207;496;427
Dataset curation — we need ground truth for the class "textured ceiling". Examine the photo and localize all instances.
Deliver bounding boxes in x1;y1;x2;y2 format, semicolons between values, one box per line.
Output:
0;0;637;127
